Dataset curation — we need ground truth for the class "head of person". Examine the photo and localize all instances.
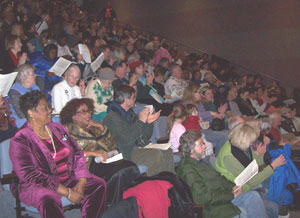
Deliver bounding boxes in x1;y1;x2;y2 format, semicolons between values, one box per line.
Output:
72;44;83;62
204;72;215;84
114;85;136;110
60;98;94;129
159;57;169;69
113;47;126;62
64;64;81;87
228;116;244;130
226;84;238;101
11;23;24;37
154;65;167;84
5;34;22;53
43;43;58;60
258;117;272;134
269;112;282;129
129;60;145;78
200;61;209;70
249;88;258;100
229;122;258;151
281;107;294;119
185;104;198;116
167;104;187;135
170;64;182;79
179;130;206;160
201;86;214;102
16;64;36;88
19;90;51;125
113;60;127;79
182;84;201;104
98;68;115;88
192;70;202;82
238;87;250;101
57;33;67;46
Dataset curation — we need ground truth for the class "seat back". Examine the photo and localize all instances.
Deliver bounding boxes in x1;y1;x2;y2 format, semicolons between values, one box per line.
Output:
0;139;12;191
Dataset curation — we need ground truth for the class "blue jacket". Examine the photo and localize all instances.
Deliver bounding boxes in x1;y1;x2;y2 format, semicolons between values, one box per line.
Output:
9;82;40;128
267;144;300;205
27;52;61;84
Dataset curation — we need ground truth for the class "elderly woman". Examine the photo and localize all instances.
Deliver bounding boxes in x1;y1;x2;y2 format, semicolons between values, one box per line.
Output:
0;34;27;75
8;64;40;128
60;98;140;206
181;84;228;154
9;90;106;218
215;122;286;218
51;64;85;115
85;68;115;122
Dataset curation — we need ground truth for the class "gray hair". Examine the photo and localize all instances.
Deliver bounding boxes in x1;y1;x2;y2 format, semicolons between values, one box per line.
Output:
228;116;244;130
64;64;81;78
269;112;281;122
179;130;202;157
16;64;35;84
258;117;272;132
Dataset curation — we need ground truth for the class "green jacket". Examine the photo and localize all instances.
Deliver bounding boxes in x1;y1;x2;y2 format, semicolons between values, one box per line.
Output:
103;110;153;160
215;141;274;192
176;156;240;218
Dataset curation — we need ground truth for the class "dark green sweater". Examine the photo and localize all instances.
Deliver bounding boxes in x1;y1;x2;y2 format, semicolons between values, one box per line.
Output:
176;156;240;218
103;110;153;160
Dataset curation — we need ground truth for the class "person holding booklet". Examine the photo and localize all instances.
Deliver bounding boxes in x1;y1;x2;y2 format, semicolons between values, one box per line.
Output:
8;64;40;128
215;122;284;217
60;98;140;207
51;64;85;115
177;130;269;218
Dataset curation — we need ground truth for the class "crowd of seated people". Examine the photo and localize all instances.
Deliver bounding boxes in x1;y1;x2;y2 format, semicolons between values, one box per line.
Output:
1;0;300;217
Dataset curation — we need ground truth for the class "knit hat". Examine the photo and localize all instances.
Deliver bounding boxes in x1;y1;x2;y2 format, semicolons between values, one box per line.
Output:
129;60;144;70
98;68;116;81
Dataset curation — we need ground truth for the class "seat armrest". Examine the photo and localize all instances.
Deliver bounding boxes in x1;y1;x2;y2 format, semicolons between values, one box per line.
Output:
1;172;18;185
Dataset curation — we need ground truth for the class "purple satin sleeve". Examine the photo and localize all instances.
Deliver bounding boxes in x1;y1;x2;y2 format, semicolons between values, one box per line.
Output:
9;132;60;191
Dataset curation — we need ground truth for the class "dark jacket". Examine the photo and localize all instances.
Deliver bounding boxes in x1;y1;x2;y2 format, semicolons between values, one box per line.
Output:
103;101;153;160
177;156;240;218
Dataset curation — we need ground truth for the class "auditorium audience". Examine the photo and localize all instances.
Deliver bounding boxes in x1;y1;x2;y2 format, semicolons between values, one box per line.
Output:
1;1;300;216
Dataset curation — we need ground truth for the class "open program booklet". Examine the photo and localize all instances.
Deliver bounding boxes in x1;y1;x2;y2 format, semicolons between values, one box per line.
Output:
0;72;18;97
142;143;171;150
234;159;258;187
95;150;123;164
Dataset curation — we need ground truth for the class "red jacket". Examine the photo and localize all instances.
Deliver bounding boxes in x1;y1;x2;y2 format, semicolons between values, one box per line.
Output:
123;180;173;218
182;115;201;132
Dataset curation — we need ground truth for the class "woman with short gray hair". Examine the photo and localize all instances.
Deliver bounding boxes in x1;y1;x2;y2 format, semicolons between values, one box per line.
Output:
8;64;40;128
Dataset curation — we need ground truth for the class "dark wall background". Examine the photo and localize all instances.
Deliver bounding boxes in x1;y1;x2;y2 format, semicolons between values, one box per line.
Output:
96;0;300;89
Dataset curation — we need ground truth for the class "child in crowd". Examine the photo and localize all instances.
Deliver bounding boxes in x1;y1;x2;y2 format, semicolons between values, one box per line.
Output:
167;104;186;153
182;104;214;156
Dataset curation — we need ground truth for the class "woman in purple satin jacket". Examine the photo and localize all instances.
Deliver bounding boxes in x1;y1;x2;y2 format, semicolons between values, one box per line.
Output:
9;90;106;218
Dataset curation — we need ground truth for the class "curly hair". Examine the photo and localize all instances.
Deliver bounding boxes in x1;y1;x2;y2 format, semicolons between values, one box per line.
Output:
19;90;48;119
179;130;202;157
60;98;94;125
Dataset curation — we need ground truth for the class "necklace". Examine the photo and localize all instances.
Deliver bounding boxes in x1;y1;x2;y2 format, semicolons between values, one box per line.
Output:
44;125;57;159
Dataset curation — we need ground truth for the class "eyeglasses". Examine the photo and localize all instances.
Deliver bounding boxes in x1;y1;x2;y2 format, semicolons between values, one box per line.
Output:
195;141;206;147
76;109;92;115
